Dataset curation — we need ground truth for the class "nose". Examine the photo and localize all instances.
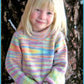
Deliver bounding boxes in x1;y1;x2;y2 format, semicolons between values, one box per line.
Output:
39;12;46;20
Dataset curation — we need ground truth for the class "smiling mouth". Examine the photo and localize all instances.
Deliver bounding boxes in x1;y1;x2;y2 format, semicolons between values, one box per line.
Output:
36;20;46;24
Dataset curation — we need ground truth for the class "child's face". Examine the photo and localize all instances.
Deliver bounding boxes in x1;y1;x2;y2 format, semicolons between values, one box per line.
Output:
30;7;54;32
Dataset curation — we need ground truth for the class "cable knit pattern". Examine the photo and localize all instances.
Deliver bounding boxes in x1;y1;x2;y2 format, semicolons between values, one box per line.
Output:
5;29;68;84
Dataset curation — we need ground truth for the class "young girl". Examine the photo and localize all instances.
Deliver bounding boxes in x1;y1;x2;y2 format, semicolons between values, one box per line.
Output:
5;0;68;84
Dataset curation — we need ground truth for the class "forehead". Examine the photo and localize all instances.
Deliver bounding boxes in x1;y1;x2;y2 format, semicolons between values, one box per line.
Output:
32;0;54;11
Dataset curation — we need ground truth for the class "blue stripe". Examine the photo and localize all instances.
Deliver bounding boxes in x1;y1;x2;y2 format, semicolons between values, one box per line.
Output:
0;0;1;84
83;0;84;83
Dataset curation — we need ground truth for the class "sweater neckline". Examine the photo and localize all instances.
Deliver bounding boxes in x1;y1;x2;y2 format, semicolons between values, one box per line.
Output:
30;27;51;40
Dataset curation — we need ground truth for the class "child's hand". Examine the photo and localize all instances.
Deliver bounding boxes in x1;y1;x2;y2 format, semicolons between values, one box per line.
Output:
43;77;55;84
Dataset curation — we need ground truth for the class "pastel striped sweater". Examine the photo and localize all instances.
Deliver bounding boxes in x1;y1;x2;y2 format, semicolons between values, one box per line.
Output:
5;29;68;84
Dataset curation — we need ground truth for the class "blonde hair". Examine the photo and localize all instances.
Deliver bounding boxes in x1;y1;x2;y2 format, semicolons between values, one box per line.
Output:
17;0;67;36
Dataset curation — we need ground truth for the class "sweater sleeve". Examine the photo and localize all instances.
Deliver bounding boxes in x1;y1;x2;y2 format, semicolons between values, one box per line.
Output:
43;32;68;84
5;32;37;84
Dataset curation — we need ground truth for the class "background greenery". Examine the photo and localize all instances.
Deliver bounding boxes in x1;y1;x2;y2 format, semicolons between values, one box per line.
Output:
2;0;83;84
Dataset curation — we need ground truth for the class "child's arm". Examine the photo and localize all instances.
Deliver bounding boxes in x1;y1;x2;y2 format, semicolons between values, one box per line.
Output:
43;32;68;84
5;33;37;84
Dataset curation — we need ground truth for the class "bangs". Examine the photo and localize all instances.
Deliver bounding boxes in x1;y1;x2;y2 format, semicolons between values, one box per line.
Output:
33;0;55;11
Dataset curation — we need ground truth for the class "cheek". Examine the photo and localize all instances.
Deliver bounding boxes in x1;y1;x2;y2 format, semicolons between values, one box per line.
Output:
47;16;54;24
30;14;35;20
30;12;38;20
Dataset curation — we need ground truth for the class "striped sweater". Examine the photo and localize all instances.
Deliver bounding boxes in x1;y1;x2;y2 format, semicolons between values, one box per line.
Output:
5;29;68;84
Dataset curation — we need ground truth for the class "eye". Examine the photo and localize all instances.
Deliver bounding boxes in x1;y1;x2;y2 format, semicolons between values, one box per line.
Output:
47;12;52;15
36;9;40;11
